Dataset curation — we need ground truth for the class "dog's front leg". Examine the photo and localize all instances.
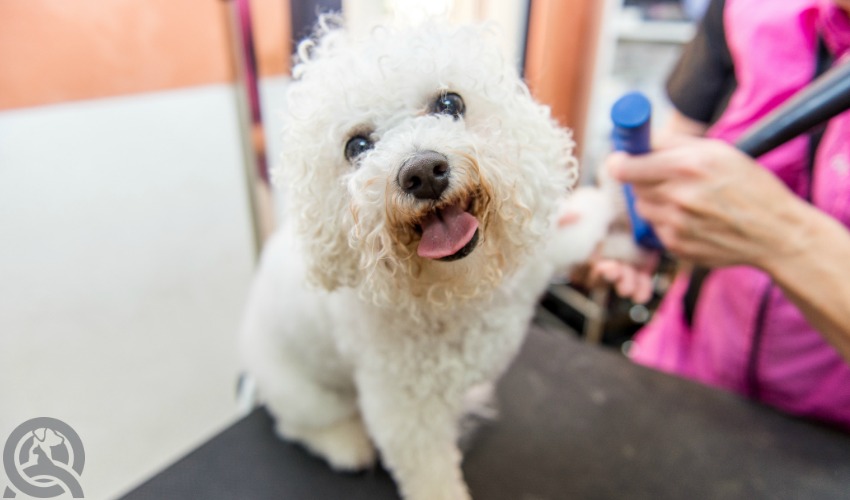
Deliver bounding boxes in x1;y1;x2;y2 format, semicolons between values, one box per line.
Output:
356;369;471;500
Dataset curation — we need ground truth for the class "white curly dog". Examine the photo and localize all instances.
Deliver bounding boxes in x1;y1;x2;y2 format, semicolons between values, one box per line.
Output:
240;18;619;500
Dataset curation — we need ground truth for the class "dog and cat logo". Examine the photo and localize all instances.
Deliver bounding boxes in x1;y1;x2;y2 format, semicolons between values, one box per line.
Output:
2;418;85;498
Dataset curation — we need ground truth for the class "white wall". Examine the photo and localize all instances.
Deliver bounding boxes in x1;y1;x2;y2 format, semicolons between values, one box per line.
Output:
0;83;262;498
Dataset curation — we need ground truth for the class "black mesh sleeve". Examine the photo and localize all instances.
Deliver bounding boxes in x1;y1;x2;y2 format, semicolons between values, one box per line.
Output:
665;0;736;125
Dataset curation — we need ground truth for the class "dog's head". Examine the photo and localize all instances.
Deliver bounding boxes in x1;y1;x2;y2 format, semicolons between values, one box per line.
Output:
276;17;578;311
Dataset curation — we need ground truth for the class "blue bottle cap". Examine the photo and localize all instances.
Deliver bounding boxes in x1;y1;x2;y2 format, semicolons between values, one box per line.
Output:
611;92;652;129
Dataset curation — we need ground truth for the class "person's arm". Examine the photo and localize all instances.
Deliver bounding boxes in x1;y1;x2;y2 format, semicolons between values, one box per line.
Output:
609;137;850;362
757;200;850;362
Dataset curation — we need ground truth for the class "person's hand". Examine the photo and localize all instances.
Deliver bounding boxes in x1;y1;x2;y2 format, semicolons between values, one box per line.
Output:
567;253;657;304
589;254;657;304
559;197;658;304
606;136;810;270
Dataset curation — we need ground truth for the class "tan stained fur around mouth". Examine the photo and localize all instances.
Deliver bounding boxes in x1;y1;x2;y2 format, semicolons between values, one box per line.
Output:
346;150;539;319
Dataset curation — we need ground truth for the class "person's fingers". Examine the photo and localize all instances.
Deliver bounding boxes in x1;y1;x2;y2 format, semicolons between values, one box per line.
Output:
590;257;659;300
633;271;654;304
615;266;637;298
608;148;698;185
589;260;617;288
631;197;675;229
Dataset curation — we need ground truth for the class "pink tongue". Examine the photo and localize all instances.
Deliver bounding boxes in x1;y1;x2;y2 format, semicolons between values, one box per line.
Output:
417;203;479;259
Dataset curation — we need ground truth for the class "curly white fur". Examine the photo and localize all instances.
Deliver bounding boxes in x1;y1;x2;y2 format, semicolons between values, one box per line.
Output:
240;18;617;500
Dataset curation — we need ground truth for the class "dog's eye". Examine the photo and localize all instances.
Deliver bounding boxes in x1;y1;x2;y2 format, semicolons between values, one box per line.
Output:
430;92;465;119
344;135;374;162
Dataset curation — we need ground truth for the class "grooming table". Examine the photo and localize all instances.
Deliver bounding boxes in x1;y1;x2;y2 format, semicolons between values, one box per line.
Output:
122;323;850;499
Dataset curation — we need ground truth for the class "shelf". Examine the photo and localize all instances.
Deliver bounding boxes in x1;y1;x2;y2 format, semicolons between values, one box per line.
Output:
616;19;695;44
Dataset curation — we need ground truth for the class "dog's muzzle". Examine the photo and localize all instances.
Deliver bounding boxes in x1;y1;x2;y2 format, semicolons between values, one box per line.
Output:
402;151;480;261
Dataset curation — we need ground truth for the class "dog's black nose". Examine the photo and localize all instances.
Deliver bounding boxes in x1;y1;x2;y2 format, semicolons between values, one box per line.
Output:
398;151;450;200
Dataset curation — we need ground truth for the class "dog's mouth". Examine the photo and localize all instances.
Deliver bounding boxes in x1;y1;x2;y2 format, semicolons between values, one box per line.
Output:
415;198;480;261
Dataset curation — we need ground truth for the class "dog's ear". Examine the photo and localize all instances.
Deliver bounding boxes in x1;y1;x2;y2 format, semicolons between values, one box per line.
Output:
304;239;362;292
292;198;363;292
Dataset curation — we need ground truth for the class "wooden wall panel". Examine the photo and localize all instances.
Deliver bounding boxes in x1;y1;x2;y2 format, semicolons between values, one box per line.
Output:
524;0;605;156
0;0;291;111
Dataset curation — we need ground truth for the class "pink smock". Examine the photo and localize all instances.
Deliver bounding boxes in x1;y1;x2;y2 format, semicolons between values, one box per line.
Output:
630;0;850;430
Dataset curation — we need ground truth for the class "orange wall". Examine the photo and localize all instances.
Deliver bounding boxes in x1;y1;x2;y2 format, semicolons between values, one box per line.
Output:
525;0;604;156
0;0;291;111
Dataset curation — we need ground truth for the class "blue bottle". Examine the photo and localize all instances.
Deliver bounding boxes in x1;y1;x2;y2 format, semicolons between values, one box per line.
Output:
610;92;664;250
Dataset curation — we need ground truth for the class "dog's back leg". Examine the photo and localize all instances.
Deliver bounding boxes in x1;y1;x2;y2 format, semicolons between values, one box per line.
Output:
260;360;376;472
239;232;377;471
242;295;377;471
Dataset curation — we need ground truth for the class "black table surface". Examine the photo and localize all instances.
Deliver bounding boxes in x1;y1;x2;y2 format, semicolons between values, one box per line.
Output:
123;323;850;500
